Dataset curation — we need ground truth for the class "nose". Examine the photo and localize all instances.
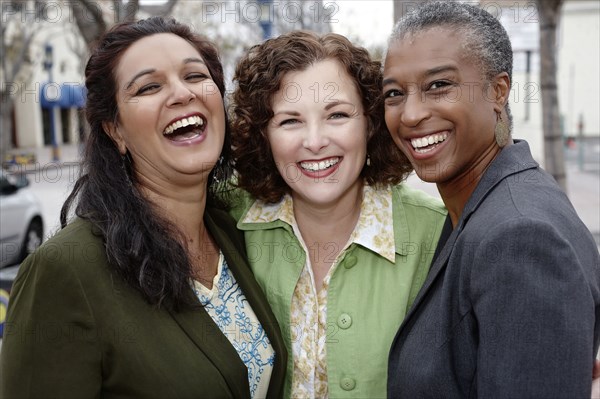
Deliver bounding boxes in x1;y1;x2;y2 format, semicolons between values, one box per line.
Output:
400;92;431;127
167;79;195;107
302;123;329;153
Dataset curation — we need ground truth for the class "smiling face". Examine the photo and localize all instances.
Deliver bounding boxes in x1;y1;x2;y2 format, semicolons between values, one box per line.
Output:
106;33;225;186
267;59;368;207
383;27;507;191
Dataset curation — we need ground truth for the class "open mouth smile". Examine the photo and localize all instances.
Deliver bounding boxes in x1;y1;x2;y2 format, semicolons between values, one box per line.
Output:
299;157;340;172
410;132;448;154
163;114;206;142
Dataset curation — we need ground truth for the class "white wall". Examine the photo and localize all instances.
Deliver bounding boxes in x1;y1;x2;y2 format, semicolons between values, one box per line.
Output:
558;1;600;138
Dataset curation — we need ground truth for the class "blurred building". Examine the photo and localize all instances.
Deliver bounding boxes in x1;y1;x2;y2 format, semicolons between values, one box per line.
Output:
558;1;600;139
3;0;597;160
3;0;87;153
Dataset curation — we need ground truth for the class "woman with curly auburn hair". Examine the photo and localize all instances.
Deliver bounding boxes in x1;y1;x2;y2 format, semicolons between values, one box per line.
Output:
229;30;447;398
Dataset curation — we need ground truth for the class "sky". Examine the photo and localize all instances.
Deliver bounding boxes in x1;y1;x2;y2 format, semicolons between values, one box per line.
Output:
329;1;394;49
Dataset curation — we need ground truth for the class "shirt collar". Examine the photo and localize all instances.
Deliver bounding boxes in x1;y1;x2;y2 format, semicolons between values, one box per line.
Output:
240;185;396;263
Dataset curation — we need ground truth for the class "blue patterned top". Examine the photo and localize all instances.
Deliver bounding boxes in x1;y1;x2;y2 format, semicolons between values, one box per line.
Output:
193;254;275;398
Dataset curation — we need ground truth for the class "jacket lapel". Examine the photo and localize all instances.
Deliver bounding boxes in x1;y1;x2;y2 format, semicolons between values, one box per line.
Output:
167;302;250;398
401;216;456;325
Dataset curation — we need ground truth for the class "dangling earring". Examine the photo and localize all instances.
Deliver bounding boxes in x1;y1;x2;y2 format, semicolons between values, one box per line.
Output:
495;111;510;148
211;156;226;184
366;154;371;167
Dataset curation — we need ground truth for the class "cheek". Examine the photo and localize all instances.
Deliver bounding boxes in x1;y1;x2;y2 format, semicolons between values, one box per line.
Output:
269;141;290;168
384;108;398;132
200;81;223;103
119;100;156;130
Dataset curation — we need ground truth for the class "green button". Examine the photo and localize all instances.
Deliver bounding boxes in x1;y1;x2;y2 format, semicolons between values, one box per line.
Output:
344;255;357;269
337;313;352;329
340;377;356;391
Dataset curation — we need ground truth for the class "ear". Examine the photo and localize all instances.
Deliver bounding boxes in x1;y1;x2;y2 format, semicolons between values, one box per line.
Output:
491;72;510;113
102;120;127;155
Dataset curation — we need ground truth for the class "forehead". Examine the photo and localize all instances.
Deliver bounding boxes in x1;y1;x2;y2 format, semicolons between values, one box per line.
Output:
275;59;360;102
384;27;473;72
115;33;204;80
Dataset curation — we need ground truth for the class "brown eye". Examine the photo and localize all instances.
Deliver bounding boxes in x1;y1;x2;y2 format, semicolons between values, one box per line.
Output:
429;80;452;90
186;73;208;82
136;83;160;95
384;89;403;99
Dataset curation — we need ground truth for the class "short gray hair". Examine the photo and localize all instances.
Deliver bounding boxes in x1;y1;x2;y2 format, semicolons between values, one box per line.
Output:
389;1;513;127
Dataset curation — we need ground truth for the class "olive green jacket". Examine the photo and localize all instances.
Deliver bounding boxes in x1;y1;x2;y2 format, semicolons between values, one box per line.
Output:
0;207;286;399
230;185;446;398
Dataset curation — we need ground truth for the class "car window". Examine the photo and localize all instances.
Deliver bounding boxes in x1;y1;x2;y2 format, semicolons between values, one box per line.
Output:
0;175;14;196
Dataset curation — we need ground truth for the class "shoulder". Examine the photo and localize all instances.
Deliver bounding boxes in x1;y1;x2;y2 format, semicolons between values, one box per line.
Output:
9;218;110;320
23;218;105;272
227;187;257;222
391;184;447;218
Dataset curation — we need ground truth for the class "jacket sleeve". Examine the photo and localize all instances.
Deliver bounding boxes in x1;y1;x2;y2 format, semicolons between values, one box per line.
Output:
470;217;598;398
0;247;102;399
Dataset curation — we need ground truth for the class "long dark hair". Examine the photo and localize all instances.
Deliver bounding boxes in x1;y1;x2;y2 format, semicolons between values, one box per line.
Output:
60;17;232;309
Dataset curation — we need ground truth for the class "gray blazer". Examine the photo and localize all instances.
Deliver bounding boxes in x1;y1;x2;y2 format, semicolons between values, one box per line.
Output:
388;140;600;398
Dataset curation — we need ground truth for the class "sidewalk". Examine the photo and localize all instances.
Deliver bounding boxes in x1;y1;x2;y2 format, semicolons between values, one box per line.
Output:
4;144;83;172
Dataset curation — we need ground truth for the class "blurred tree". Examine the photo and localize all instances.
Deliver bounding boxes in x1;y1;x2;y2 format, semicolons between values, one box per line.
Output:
537;0;566;190
72;0;179;48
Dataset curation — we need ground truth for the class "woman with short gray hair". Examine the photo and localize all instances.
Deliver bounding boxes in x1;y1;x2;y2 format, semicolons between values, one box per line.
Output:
383;2;600;397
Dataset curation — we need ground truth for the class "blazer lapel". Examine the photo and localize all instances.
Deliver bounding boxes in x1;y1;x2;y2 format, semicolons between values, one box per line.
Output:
166;297;250;398
401;216;457;325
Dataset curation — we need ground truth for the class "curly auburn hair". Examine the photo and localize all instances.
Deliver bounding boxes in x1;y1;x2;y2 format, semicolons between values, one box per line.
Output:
231;30;413;203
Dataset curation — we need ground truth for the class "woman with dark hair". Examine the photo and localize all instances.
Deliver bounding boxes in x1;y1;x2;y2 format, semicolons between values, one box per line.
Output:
230;30;446;398
0;17;286;398
383;2;600;397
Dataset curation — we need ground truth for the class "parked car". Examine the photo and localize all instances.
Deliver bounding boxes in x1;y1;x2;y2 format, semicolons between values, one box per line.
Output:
0;169;44;268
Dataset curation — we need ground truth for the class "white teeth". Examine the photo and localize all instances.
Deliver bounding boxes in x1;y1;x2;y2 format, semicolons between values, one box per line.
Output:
300;157;340;172
411;132;448;150
164;115;204;135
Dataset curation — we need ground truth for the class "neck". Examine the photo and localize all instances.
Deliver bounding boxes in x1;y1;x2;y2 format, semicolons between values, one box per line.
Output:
437;142;502;228
293;181;364;244
136;172;220;288
292;181;364;290
141;187;208;240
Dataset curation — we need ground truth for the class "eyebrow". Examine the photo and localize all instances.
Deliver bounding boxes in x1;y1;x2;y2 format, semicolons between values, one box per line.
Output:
125;57;207;90
272;110;300;117
383;64;458;86
272;100;353;116
324;100;352;110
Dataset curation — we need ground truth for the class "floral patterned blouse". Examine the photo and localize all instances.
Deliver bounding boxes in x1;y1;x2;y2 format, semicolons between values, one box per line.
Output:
242;185;395;398
193;253;275;399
